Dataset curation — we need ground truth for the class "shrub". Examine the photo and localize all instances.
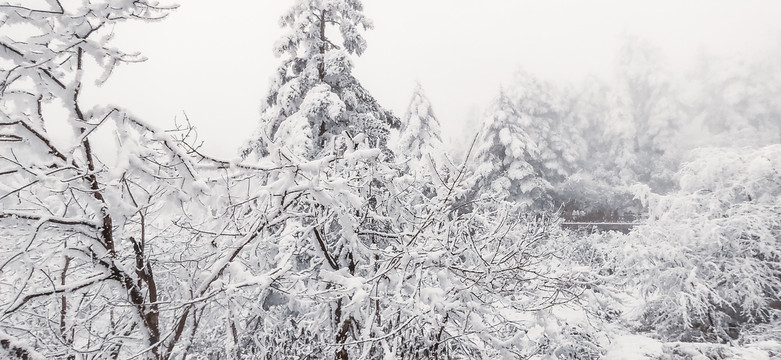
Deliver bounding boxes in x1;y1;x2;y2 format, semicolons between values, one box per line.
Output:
624;145;781;342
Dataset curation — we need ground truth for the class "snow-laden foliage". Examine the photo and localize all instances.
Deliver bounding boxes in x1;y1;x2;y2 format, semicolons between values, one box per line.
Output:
396;82;443;167
470;71;578;210
194;132;583;359
0;3;595;359
0;2;186;359
8;1;780;358
619;145;781;342
243;0;399;160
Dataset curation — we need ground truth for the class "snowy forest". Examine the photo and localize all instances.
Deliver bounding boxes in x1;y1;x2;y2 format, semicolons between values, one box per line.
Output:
1;1;780;359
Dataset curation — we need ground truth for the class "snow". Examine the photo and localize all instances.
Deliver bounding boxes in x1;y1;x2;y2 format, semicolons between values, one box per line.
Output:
2;0;781;358
604;337;781;360
0;330;47;360
604;335;664;360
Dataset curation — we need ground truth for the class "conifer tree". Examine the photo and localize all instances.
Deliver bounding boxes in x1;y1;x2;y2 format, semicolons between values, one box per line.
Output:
472;88;551;208
554;80;643;221
471;72;576;209
243;0;399;160
397;82;443;166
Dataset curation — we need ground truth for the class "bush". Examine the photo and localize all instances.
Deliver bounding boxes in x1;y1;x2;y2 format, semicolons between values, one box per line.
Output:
623;145;781;342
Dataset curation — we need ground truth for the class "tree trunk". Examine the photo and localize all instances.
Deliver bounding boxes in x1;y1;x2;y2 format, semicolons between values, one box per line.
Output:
319;9;326;81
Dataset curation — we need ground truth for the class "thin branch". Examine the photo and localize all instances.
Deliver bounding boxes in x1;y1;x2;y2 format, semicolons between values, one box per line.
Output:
0;134;22;142
325;315;419;347
3;274;109;315
2;119;68;162
72;108;117;146
0;211;100;229
314;228;339;270
0;2;64;14
0;41;67;89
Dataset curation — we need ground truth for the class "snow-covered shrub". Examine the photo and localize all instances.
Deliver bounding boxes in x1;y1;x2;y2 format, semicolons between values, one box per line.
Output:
739;313;781;344
531;302;610;359
624;145;781;342
546;324;605;359
230;168;580;358
525;230;631;359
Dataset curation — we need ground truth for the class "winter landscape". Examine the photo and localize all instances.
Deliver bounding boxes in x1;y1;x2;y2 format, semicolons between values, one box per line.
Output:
1;1;780;359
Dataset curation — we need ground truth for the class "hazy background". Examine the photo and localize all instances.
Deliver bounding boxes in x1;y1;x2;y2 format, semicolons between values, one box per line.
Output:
87;0;781;158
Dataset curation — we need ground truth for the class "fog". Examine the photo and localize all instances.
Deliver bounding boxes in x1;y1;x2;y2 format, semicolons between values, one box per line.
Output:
3;2;781;357
87;0;781;158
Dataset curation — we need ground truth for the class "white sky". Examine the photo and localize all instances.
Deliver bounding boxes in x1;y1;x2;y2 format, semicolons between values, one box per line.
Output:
88;0;781;158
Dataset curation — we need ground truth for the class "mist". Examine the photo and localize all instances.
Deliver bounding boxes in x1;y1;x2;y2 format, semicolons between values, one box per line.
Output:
81;1;781;159
2;1;781;358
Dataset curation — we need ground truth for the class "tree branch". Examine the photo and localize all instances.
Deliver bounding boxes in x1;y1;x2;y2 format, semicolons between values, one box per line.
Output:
314;228;339;270
3;274;109;315
0;2;64;14
0;211;100;229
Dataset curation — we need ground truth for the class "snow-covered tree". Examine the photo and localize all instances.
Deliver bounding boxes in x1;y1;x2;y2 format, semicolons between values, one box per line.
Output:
683;49;781;149
471;71;577;210
0;3;332;359
243;0;399;160
397;82;443;165
510;72;579;185
392;82;447;207
615;36;683;192
472;89;549;207
0;3;184;359
567;79;635;185
555;79;643;221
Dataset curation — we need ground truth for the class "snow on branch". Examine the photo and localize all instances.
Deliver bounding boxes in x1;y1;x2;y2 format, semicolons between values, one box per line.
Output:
0;210;100;229
3;273;110;315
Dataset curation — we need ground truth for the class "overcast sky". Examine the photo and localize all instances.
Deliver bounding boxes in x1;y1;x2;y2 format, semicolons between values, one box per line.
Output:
88;0;781;158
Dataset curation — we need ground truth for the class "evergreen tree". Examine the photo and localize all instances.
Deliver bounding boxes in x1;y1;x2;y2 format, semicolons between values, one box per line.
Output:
472;88;551;208
243;0;399;160
397;82;444;165
471;71;575;209
393;82;447;207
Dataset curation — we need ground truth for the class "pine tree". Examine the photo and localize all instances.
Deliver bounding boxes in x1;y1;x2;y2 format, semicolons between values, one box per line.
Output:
471;71;576;209
243;0;399;160
472;88;551;208
397;82;443;166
